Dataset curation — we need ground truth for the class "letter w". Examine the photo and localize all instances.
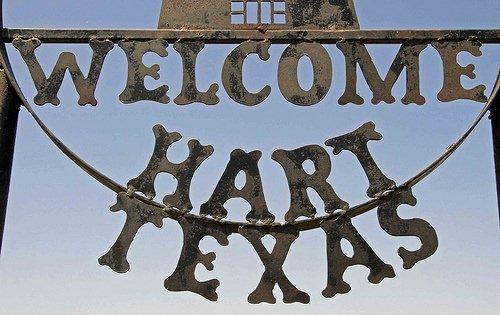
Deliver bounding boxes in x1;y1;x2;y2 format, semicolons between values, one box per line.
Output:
13;38;114;106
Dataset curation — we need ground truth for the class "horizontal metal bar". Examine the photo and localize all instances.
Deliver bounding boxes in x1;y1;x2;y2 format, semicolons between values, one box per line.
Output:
2;28;499;44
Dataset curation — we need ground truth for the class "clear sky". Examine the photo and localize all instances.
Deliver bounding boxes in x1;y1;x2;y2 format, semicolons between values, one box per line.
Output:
0;1;499;314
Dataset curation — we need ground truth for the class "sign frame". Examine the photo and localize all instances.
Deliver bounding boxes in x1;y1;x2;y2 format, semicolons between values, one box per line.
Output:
0;0;499;304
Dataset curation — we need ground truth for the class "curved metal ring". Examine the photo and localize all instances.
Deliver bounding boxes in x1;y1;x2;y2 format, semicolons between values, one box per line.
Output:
0;2;498;234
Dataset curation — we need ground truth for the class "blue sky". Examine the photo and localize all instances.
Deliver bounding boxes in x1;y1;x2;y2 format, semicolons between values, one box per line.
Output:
0;1;499;314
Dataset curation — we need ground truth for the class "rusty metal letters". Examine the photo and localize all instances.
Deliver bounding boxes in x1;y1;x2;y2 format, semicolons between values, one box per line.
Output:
222;40;272;106
119;39;170;104
239;227;310;304
336;41;427;105
164;217;232;301
326;122;396;198
272;145;348;222
377;188;438;269
98;121;439;303
99;192;169;273
15;40;488;107
278;42;332;106
432;41;487;103
200;149;275;224
127;124;213;213
174;41;220;105
321;215;395;298
13;38;114;106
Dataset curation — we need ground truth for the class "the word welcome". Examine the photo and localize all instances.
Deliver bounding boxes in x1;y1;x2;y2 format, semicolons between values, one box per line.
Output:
13;38;487;107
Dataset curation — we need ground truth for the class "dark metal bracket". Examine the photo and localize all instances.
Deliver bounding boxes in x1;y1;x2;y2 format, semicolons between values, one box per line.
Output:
2;28;500;44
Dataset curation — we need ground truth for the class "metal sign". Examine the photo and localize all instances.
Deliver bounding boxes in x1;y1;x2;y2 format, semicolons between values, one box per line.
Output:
0;0;498;305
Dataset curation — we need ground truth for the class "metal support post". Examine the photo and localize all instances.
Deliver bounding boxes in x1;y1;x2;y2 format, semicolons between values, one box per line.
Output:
0;68;20;255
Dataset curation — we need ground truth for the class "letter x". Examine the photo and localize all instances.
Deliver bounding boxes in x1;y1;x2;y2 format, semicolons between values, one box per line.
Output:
239;227;310;304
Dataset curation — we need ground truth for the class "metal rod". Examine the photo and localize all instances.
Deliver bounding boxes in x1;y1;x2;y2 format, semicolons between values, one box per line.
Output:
0;68;20;256
490;88;500;221
2;28;499;44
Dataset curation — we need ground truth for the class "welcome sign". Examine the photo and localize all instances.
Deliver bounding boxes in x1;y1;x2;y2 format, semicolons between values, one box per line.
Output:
0;0;498;305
